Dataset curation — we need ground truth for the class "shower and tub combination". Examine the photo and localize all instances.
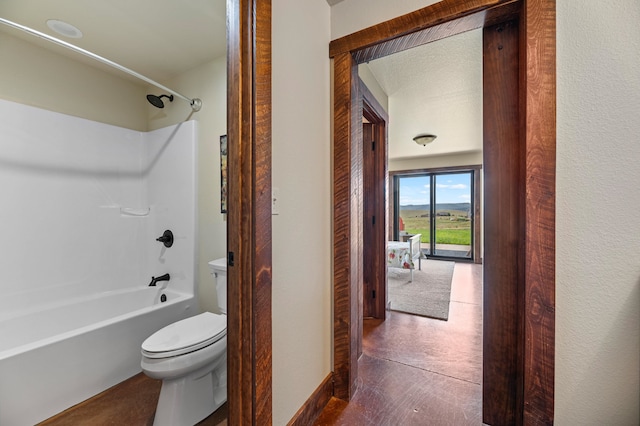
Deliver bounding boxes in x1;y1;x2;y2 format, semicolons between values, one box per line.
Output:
0;99;199;425
0;17;209;425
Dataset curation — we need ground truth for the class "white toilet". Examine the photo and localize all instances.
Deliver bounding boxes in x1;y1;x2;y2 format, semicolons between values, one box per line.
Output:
141;258;228;426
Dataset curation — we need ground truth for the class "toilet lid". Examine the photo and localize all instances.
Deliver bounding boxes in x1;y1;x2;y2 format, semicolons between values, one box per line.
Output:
141;312;226;359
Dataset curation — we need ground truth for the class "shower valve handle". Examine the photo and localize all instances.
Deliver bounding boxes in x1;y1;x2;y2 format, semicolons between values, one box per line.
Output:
156;230;174;248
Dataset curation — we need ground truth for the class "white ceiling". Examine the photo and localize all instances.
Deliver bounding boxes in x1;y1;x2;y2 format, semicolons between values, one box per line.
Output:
0;0;226;84
366;28;483;160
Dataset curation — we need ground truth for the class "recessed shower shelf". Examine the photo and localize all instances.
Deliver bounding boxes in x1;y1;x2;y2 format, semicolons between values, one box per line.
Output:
120;207;150;217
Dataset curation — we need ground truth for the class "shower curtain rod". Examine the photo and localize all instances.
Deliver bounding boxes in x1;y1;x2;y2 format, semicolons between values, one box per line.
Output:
0;17;202;112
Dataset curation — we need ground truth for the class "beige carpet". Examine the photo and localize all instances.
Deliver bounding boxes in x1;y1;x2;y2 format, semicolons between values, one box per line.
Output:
388;259;455;320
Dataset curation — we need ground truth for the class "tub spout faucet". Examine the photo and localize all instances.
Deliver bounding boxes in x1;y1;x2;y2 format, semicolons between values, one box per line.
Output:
149;273;170;286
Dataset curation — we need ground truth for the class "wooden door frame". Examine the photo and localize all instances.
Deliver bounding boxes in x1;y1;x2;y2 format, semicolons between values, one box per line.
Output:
330;0;555;424
226;0;272;424
361;79;389;320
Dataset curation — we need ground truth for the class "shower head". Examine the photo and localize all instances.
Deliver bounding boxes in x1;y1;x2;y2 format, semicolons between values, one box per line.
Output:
146;94;174;109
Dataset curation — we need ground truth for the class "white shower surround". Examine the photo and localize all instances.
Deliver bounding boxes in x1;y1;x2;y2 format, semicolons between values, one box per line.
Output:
0;99;198;424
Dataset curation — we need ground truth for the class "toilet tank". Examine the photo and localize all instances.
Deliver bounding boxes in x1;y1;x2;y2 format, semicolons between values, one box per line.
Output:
207;258;227;314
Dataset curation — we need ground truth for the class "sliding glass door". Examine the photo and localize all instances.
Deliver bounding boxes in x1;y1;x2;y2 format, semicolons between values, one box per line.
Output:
433;173;472;258
396;175;432;253
394;170;474;260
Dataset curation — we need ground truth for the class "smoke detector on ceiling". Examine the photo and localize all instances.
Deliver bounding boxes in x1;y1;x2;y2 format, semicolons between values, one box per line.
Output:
46;19;83;38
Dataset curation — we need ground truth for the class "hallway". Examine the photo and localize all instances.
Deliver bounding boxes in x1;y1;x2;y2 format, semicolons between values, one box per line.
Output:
314;262;483;425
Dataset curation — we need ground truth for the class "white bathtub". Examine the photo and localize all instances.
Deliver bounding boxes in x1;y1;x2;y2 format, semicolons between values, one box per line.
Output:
0;287;196;425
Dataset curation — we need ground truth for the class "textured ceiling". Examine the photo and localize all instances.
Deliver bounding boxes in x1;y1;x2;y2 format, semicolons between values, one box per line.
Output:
366;28;483;159
0;0;226;84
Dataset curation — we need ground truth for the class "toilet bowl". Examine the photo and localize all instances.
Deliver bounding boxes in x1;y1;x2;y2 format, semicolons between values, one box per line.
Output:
141;258;228;426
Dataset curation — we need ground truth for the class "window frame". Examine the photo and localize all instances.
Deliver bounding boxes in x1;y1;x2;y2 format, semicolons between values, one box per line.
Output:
390;164;482;263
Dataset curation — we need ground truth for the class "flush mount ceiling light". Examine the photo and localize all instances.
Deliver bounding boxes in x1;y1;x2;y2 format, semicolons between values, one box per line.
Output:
413;133;437;146
46;19;83;38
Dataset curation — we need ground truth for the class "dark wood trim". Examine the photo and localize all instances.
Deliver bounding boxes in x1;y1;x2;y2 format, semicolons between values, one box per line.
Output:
472;168;482;264
389;164;482;176
362;122;376;319
329;0;519;61
332;51;361;401
331;0;555;424
482;19;523;425
360;79;388;123
226;0;272;424
521;0;556;423
361;79;388;320
286;374;334;426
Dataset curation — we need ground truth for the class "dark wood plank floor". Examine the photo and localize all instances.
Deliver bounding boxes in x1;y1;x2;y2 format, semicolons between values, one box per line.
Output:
38;262;480;425
39;373;227;426
314;262;483;425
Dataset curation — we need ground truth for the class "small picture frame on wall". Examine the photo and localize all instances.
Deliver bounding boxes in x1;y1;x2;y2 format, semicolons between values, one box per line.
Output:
220;135;228;213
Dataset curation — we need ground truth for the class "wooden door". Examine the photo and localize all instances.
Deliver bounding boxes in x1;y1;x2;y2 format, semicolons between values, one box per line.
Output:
361;81;388;321
362;122;377;318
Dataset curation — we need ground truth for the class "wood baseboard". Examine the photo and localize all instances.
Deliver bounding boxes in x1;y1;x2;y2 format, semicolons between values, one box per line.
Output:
287;373;334;426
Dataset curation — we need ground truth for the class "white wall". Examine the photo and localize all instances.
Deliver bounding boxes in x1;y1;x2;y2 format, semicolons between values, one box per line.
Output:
556;1;640;424
147;56;228;313
332;0;640;424
272;0;332;423
389;151;482;172
0;32;147;131
331;0;440;39
358;63;389;111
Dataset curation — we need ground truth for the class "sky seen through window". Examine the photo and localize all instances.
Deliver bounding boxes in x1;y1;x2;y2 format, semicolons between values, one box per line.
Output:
399;173;471;206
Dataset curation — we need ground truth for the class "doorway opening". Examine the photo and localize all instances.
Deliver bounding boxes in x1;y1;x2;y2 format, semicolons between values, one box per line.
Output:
359;27;484;421
330;1;555;424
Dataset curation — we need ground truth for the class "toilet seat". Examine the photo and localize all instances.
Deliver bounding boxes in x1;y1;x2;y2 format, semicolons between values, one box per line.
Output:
142;312;227;359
